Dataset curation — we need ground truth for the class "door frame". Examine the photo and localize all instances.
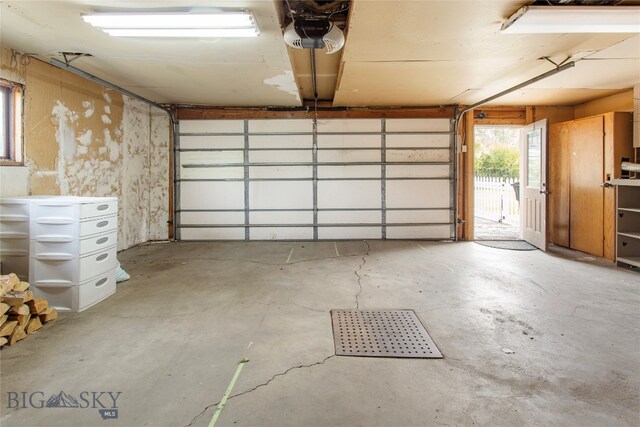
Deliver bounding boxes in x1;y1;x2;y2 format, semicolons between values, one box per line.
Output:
461;106;532;240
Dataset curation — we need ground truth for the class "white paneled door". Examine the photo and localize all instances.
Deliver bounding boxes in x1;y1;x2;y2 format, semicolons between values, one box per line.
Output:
175;118;455;240
521;119;548;251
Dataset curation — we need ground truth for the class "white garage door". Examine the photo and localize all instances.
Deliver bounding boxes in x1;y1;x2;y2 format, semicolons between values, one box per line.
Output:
175;118;455;240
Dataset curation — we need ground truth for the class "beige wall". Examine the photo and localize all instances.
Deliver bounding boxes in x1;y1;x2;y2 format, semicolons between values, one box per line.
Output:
0;48;170;249
532;106;575;126
574;90;634;119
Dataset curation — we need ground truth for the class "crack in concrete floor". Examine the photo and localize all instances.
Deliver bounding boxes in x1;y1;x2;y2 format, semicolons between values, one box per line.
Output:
183;355;336;427
182;241;371;427
353;240;371;310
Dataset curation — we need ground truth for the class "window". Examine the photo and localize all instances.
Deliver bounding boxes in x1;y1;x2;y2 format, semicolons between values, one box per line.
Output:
0;79;23;164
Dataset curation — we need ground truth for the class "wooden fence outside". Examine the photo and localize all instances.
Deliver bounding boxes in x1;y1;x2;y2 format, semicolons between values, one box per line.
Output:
474;176;520;226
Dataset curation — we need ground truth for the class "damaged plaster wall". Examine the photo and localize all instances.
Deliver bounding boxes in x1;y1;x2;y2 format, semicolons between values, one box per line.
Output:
0;48;170;249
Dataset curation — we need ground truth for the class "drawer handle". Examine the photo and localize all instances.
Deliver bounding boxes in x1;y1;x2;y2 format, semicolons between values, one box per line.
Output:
96;237;109;245
96;253;109;261
97;204;109;211
97;220;109;228
95;278;108;287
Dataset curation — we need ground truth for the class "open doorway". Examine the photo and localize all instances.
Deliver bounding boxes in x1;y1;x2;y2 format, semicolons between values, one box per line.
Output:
474;126;521;240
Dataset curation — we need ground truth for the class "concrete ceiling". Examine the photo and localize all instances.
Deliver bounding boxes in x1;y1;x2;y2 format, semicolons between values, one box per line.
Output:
1;0;639;107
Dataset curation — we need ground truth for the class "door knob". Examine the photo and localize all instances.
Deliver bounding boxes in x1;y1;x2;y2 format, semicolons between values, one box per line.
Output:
601;182;614;188
539;190;550;194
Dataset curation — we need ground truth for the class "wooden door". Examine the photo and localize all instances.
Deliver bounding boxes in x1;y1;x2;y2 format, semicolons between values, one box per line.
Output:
569;116;604;257
548;122;571;248
521;119;548;250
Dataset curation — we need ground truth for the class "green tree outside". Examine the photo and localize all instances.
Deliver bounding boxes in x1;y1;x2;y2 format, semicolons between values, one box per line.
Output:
474;127;520;181
474;147;519;180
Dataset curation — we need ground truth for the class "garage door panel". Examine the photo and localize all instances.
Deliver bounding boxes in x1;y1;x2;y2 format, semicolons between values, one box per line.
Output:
386;181;450;208
180;151;243;180
181;227;245;240
386;210;451;223
317;119;381;132
317;134;381;148
250;227;313;240
250;182;313;209
181;211;244;225
180;166;244;180
319;227;382;239
250;166;312;179
386;149;450;163
181;135;244;149
249;150;311;163
318;210;381;224
318;181;381;208
318;165;380;179
249;134;312;149
318;149;380;163
387;164;450;178
181;151;243;165
181;182;244;210
386;134;450;148
386;225;452;239
250;211;312;224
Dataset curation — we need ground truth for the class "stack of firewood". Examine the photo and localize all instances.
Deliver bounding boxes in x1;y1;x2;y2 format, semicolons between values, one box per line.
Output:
0;273;58;347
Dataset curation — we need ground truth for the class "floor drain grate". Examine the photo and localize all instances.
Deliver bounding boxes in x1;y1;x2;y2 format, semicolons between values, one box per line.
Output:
330;309;443;358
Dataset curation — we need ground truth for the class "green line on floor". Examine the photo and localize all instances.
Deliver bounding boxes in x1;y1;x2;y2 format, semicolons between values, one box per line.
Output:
209;358;250;427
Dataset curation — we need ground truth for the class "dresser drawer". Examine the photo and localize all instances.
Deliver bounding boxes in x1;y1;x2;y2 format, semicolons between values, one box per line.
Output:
79;246;117;278
30;217;76;240
80;199;118;219
30;245;117;285
80;215;117;237
32;268;116;312
31;213;117;239
0;199;31;217
30;235;75;259
1;238;29;256
0;219;29;238
79;230;117;255
30;203;76;224
32;230;117;257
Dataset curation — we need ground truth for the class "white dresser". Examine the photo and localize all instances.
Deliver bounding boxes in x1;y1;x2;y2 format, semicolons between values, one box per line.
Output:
28;196;118;312
0;197;33;281
0;196;118;312
0;196;56;281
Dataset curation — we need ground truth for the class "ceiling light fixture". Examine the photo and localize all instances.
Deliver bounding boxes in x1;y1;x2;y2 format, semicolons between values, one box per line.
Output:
82;11;259;37
501;6;640;33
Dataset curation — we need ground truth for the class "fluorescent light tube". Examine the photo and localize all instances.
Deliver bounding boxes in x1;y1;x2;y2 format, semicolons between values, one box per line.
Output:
103;28;259;38
82;13;255;29
502;6;640;34
82;11;259;37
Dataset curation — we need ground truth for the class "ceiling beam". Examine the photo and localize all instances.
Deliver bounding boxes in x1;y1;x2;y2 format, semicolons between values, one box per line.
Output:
176;106;456;120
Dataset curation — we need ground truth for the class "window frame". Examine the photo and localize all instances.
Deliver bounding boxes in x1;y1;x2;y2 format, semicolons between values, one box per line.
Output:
0;78;24;166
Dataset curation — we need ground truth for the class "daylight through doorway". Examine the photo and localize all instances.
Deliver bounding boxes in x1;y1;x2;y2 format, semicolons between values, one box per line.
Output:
474;126;521;241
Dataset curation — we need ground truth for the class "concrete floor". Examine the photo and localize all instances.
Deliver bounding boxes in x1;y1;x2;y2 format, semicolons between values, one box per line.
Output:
1;241;639;427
